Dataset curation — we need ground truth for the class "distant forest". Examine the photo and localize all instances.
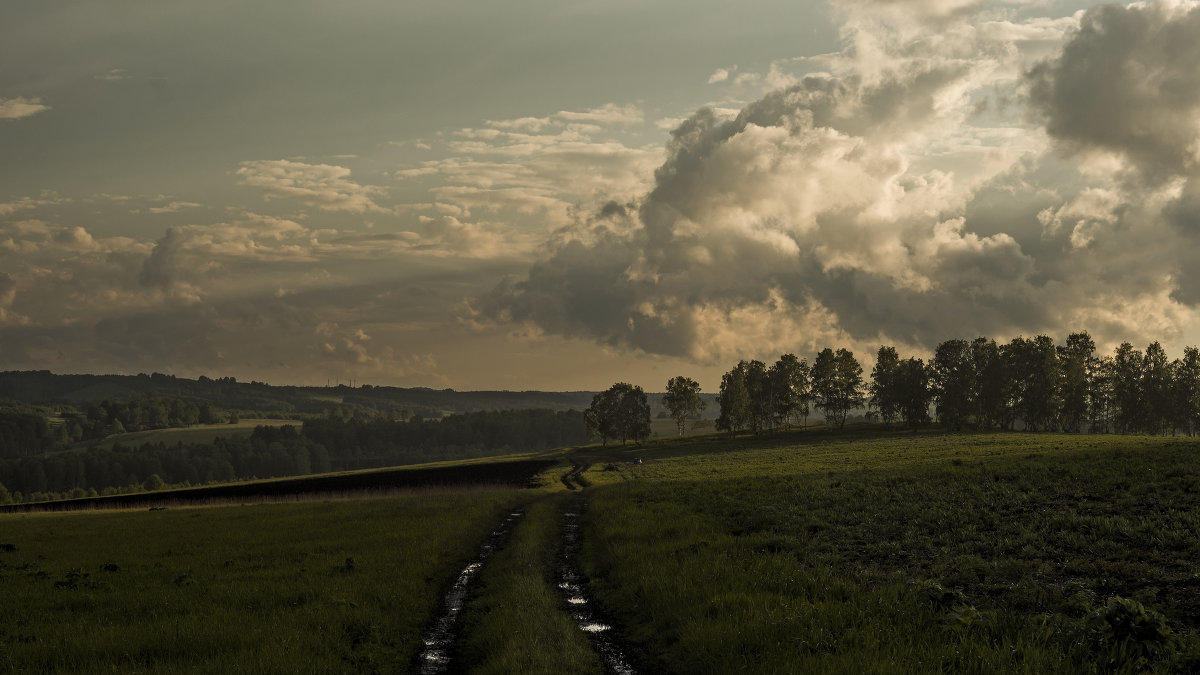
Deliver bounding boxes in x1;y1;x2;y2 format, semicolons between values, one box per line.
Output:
0;409;587;504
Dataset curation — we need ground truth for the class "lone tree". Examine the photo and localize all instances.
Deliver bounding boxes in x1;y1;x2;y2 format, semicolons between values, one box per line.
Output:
586;382;651;445
662;376;705;436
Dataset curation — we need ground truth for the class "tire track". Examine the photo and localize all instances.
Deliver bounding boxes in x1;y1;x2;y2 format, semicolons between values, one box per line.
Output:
557;493;636;675
413;508;524;674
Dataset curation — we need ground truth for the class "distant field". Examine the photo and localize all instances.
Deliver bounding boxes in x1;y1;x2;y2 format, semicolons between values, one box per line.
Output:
72;419;299;451
0;487;531;673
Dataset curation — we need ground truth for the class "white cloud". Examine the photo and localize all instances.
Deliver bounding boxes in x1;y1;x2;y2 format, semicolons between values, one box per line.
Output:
0;97;50;120
236;160;390;213
148;201;203;214
708;68;731;84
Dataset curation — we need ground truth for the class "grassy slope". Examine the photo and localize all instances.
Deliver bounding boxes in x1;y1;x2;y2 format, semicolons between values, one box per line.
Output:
0;488;531;674
576;431;1200;674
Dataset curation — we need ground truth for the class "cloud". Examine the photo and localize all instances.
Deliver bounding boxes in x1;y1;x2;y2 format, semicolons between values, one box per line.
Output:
0;97;50;120
1027;0;1200;182
236;160;390;213
148;201;202;214
478;0;1200;364
708;68;732;84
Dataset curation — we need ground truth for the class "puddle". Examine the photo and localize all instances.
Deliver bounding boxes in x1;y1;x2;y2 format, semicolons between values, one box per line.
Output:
558;496;636;675
415;509;523;674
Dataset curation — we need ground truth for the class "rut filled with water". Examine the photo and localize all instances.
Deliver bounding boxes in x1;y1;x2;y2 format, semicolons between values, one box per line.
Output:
413;508;524;674
558;495;636;675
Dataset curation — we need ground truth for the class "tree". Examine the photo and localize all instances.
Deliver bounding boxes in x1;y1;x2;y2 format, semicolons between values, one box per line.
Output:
1113;342;1144;433
768;353;810;429
894;357;932;429
586;383;651;446
743;360;772;433
662;376;705;436
1006;336;1060;432
930;339;975;431
1058;331;1095;433
716;362;752;437
811;348;865;429
869;346;901;428
972;337;1012;430
1088;355;1116;433
1143;341;1173;435
1172;346;1200;436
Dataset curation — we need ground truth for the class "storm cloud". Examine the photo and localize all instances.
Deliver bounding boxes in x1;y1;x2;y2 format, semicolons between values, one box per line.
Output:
482;0;1200;363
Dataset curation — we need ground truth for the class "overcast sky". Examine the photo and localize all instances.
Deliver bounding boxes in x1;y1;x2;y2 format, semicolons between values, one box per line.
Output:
4;0;1196;392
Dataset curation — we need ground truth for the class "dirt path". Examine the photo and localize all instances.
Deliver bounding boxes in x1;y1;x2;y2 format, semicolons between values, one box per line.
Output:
557;493;637;674
413;508;524;674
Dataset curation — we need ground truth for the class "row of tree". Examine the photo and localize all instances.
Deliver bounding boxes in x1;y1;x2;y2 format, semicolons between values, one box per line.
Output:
714;350;861;435
709;332;1200;435
0;408;593;502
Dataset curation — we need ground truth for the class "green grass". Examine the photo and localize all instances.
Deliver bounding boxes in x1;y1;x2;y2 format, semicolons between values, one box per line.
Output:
457;493;604;674
576;431;1200;673
0;487;531;673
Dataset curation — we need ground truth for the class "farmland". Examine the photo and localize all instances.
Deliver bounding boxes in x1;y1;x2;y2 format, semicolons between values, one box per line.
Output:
2;429;1198;673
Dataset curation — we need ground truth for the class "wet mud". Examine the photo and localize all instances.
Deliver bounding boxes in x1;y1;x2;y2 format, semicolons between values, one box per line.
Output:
413;509;524;674
558;494;636;675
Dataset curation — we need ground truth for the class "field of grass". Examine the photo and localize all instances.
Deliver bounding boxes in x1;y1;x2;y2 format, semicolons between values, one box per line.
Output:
575;431;1200;673
0;488;531;673
69;419;299;451
456;492;604;674
7;428;1200;673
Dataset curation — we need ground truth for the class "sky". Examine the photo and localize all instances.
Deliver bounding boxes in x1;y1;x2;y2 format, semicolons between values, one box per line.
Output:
2;0;1198;392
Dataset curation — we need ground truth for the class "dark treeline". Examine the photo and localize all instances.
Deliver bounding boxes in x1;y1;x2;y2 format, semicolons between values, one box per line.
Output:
0;370;596;419
716;332;1200;435
0;397;233;458
300;409;587;464
0;409;587;504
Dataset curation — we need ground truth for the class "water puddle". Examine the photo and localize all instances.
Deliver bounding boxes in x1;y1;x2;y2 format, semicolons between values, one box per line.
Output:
559;497;636;675
415;510;524;674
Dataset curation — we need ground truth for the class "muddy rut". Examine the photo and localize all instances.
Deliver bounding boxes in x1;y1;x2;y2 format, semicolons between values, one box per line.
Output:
413;509;524;674
558;493;637;675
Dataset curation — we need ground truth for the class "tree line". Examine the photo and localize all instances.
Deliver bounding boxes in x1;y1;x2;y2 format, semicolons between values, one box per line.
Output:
709;332;1200;435
0;409;589;504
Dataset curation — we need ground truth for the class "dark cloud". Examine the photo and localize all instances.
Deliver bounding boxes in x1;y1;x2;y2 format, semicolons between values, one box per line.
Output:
1027;1;1200;181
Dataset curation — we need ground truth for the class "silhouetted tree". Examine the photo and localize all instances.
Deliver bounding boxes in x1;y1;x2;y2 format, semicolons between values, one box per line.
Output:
811;348;865;429
869;346;901;428
931;339;975;431
662;376;705;436
768;353;810;429
716;362;752;437
586;383;651;446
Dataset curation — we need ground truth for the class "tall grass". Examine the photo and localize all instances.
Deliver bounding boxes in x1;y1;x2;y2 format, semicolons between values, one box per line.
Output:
578;432;1200;673
456;493;604;674
0;486;530;673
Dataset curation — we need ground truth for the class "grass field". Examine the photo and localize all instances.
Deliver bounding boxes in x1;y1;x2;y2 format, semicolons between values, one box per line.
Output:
5;428;1199;673
0;487;530;673
575;431;1200;673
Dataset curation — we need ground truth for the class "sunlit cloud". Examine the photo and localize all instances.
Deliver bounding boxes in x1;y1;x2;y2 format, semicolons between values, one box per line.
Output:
0;97;50;120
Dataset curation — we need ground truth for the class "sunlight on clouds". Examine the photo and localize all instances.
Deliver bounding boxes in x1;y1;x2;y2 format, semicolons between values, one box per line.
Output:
0;97;50;120
237;160;390;213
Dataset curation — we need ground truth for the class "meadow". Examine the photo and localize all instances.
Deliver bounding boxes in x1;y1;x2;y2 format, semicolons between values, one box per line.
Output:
2;429;1198;673
0;487;530;673
576;432;1200;673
